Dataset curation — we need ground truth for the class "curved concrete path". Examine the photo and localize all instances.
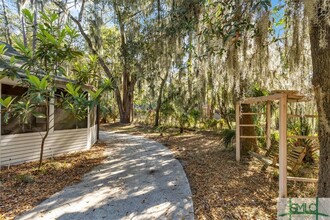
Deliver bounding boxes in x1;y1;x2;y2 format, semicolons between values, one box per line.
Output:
17;131;194;220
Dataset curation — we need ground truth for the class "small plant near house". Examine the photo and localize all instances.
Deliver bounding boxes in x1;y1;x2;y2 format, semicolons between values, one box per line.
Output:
16;174;34;184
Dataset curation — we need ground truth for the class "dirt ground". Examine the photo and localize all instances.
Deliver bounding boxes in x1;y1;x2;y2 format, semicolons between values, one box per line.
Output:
0;142;106;220
103;123;318;220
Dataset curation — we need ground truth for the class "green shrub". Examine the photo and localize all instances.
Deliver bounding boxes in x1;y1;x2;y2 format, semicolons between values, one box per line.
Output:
221;129;236;148
16;174;34;184
189;109;201;128
204;118;218;130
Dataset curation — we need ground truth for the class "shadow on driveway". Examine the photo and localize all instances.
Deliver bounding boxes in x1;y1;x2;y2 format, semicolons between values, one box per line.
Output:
17;131;194;220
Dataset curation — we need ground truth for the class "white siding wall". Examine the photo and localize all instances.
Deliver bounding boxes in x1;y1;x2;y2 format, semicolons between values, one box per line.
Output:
0;129;88;166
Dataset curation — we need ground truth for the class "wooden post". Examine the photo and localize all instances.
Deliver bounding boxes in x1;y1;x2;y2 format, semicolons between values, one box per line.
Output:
87;94;91;148
96;104;100;141
279;94;288;198
236;102;241;162
0;83;2;167
266;101;271;150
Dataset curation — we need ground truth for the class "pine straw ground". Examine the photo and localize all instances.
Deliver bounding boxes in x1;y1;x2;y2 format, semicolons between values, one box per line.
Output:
104;123;318;220
0;142;106;220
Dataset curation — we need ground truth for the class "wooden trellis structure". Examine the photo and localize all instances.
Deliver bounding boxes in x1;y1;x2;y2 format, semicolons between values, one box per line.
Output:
235;90;318;198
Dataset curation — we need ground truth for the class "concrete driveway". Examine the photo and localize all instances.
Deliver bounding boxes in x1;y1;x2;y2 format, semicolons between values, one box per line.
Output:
17;131;194;220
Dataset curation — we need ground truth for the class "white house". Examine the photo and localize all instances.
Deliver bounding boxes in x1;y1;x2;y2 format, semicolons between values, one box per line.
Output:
0;42;98;167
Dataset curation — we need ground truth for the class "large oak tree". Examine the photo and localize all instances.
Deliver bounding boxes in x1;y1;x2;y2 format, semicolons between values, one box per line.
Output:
309;0;330;197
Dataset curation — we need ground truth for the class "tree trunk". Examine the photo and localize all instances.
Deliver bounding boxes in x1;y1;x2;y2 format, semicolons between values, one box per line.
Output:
32;0;37;53
240;104;258;154
78;0;86;22
56;2;127;124
121;71;131;123
1;0;12;45
21;14;27;47
154;71;169;127
39;102;49;168
217;93;232;129
114;0;132;124
16;0;27;46
309;1;330;197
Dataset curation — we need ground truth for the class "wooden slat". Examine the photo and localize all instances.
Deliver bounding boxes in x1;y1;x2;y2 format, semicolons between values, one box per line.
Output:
239;93;284;104
287;94;306;101
235;103;240;162
289;154;301;159
240;112;266;115
288;158;298;163
279;94;288;198
291;149;305;154
240;136;266;138
289;151;301;157
287;176;318;183
240;124;266;127
266;101;271;150
287;135;318;139
288;114;318;118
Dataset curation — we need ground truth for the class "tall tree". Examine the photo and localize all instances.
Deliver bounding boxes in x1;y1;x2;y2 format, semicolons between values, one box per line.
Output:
309;0;330;197
1;0;12;44
112;0;135;123
16;0;28;46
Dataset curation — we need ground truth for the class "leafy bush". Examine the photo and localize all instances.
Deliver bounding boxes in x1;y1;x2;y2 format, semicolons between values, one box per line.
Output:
249;83;269;97
189;109;201;128
203;118;218;130
221;129;236;148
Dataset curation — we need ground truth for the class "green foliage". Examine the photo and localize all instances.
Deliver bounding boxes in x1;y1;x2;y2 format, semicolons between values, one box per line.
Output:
60;83;89;121
0;9;98;168
100;104;118;122
13;38;32;58
0;96;14;108
270;131;280;150
0;44;7;55
288;118;311;136
221;129;236;148
16;174;34;184
22;9;34;24
249;84;269;97
89;88;103;103
11;100;38;125
25;74;53;103
203;118;219;130
189;109;201;127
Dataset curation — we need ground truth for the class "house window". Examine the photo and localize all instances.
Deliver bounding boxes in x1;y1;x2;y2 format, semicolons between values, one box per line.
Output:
54;90;87;130
1;84;47;135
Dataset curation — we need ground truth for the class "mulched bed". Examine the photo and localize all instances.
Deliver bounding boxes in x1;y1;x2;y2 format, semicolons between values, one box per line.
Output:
0;142;106;220
104;123;318;220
